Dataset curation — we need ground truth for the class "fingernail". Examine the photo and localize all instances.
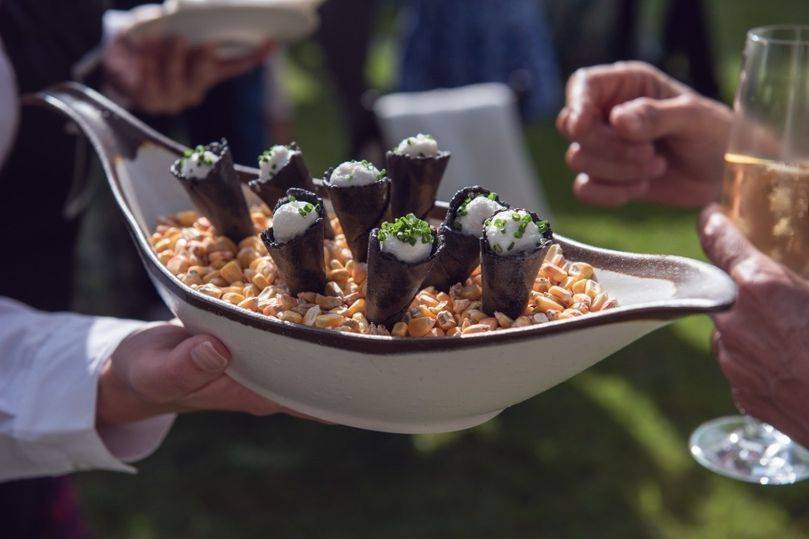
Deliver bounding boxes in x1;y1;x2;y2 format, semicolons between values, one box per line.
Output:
191;341;228;372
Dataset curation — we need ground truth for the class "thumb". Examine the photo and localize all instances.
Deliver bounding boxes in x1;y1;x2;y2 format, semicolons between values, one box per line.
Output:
609;94;698;142
697;204;758;275
141;335;232;402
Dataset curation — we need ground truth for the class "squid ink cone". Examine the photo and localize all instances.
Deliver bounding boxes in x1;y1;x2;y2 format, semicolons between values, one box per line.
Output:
260;188;327;296
366;214;445;328
386;133;451;220
323;160;390;263
170;139;254;241
249;142;334;238
480;208;554;319
424;186;509;291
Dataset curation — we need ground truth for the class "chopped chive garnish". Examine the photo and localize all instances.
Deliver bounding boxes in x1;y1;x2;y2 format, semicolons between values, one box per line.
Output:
297;202;315;217
378;213;434;246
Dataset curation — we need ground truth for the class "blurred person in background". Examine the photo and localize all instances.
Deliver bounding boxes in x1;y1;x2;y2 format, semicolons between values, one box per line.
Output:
80;1;286;321
556;61;809;448
397;0;562;122
315;0;382;159
547;0;718;98
0;2;302;537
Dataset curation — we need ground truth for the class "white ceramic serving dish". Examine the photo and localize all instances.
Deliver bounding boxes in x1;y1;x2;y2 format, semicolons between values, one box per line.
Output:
126;1;319;58
25;84;736;434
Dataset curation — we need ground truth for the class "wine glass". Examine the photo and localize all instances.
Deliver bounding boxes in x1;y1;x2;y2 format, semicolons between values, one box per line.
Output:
689;25;809;485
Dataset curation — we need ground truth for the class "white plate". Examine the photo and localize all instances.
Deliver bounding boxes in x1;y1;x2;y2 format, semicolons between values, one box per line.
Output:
127;2;319;58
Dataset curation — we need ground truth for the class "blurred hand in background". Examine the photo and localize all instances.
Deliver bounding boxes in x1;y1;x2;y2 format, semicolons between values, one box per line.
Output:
698;205;809;448
102;35;273;115
97;323;299;427
557;61;733;208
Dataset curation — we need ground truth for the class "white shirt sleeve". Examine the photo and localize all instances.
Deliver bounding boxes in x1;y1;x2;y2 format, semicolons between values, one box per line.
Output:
0;298;176;483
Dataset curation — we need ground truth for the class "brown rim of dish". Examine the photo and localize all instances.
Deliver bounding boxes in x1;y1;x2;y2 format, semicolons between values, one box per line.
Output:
24;82;737;355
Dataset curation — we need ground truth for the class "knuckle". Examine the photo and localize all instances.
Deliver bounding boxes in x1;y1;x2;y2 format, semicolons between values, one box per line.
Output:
679;93;701;109
164;359;195;395
565;144;582;168
733;267;781;302
572;66;591;81
633;98;658;120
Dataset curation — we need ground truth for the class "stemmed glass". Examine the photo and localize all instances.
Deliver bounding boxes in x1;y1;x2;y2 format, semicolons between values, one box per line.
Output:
689;25;809;485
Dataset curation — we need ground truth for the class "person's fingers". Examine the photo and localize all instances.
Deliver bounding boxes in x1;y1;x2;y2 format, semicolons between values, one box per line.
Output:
771;377;809;436
563;120;658;162
134;334;231;403
572;174;649;207
556;106;572;137
181;375;283;415
566;142;666;182
697;204;760;276
211;41;274;82
138;38;162;111
714;334;770;398
562;61;683;139
732;391;809;449
181;376;329;422
609;94;701;143
161;36;189;112
185;44;218;106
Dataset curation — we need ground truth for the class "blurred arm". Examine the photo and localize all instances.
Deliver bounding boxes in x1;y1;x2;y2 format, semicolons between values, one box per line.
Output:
0;298;175;483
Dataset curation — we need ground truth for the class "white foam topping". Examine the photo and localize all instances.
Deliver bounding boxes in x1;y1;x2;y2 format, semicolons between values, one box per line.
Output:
454;194;505;237
484;209;543;256
259;145;298;180
328;160;383;187
272;199;318;243
394;133;439;158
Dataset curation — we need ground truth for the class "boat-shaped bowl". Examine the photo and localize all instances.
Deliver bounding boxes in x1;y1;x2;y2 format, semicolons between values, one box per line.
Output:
25;83;736;433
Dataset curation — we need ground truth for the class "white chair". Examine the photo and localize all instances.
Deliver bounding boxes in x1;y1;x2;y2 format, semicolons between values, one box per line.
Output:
373;82;553;219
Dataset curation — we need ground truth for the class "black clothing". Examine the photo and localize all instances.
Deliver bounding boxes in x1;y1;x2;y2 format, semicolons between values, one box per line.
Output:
0;0;106;311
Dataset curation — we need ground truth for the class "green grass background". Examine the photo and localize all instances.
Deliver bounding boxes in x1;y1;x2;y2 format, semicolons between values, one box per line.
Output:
77;2;809;537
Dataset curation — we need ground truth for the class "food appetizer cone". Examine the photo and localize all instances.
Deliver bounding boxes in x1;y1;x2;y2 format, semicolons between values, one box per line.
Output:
260;188;327;296
323;160;390;262
424;186;509;291
365;214;445;328
249;142;334;238
385;134;450;220
480;208;554;319
170;139;254;241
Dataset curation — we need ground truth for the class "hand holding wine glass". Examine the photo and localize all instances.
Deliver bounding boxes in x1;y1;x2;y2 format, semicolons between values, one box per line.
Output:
698;205;809;449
